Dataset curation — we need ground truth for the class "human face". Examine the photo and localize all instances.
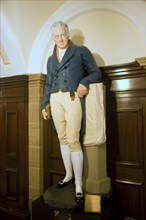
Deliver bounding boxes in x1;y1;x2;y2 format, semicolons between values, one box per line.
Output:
52;26;69;49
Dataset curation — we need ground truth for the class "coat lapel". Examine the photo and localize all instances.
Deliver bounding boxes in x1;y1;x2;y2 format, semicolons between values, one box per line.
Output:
53;41;76;73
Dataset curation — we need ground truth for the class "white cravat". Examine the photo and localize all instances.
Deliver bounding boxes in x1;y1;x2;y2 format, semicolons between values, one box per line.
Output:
58;48;67;61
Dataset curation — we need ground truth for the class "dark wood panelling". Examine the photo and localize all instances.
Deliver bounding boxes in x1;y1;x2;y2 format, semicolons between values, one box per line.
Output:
0;75;30;220
115;180;144;220
101;61;146;220
107;104;143;167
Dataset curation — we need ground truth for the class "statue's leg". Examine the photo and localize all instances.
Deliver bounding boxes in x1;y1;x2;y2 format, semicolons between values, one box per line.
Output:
71;150;83;203
60;144;73;182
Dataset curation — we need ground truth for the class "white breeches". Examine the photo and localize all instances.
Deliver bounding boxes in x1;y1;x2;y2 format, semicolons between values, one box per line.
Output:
50;91;82;152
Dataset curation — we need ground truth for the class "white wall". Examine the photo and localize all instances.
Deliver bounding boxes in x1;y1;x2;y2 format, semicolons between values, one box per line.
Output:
0;0;145;77
69;10;144;65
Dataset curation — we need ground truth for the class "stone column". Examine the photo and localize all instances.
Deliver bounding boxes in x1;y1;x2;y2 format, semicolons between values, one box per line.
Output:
82;83;111;194
83;143;111;194
28;74;46;201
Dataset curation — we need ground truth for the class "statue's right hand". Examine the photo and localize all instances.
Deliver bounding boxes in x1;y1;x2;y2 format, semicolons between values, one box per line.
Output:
42;109;49;120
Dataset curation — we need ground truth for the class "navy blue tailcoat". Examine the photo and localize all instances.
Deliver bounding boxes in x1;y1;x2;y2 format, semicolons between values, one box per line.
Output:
41;40;102;134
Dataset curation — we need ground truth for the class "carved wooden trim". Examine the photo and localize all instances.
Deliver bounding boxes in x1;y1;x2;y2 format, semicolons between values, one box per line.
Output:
135;57;146;69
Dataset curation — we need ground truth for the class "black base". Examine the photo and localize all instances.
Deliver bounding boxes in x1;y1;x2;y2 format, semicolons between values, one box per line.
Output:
0;208;30;220
32;183;119;220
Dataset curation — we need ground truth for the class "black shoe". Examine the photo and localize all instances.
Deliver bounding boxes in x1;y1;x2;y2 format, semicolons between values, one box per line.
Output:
56;178;74;189
75;192;84;203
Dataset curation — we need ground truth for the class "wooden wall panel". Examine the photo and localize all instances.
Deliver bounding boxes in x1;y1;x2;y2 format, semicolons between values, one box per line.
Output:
115;181;144;220
107;104;143;167
6;111;18;153
0;75;30;220
6;171;19;201
101;60;146;220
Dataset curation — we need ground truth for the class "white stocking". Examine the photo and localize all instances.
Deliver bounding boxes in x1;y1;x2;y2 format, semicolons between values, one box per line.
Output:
60;144;73;182
71;150;83;194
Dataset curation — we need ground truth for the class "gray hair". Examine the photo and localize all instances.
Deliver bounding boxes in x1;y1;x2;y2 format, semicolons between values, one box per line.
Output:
50;21;69;35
